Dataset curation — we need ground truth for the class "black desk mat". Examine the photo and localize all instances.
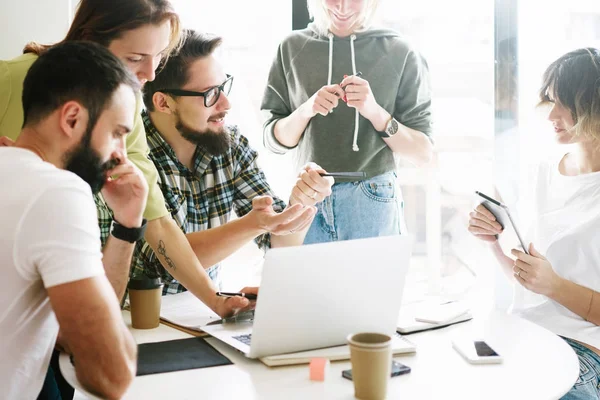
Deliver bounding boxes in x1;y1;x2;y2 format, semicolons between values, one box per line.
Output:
137;337;232;376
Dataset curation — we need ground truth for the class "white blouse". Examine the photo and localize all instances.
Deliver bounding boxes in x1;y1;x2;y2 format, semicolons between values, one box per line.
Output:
511;153;600;350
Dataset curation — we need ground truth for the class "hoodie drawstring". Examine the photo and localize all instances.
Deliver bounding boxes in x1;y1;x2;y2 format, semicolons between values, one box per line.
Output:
327;33;334;86
327;33;360;152
350;34;359;152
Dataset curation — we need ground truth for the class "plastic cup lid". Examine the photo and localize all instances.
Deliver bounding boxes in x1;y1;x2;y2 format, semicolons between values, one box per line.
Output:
127;276;163;290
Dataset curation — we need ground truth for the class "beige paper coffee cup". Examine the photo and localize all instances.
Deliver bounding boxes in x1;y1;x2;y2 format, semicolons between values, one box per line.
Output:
128;276;163;329
347;332;393;400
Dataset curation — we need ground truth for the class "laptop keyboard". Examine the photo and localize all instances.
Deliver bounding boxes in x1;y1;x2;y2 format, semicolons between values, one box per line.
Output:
233;334;252;345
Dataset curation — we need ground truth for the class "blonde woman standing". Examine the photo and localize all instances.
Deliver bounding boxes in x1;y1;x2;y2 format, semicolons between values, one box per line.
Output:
262;0;433;243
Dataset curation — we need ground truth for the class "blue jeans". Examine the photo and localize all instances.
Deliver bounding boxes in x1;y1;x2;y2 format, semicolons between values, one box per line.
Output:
37;350;74;400
561;337;600;400
304;171;405;244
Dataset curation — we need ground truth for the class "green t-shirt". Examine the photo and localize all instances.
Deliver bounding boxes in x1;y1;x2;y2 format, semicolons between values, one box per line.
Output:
0;53;169;222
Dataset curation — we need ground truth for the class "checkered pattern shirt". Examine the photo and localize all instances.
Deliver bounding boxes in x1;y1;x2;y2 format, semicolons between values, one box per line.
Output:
95;195;114;248
129;111;286;294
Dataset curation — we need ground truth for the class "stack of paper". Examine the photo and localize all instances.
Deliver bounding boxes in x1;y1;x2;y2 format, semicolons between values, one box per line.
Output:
160;291;220;332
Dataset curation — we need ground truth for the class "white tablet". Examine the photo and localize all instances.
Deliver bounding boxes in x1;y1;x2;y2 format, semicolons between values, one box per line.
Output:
475;191;529;254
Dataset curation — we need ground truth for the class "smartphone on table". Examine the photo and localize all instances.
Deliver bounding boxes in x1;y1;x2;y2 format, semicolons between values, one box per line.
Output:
341;360;411;381
452;338;503;364
475;191;529;254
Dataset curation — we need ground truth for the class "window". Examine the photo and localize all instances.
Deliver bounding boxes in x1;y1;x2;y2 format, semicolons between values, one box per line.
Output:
168;1;600;301
170;0;495;295
379;0;494;302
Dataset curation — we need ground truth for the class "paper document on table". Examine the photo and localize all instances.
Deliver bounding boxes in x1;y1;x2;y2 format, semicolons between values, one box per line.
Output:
160;291;220;331
259;333;415;366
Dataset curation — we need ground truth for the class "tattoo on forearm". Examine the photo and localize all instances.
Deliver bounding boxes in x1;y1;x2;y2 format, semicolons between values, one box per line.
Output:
157;240;176;271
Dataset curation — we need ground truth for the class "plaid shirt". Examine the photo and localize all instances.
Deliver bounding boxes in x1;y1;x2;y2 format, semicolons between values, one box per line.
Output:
95;195;114;247
129;111;286;294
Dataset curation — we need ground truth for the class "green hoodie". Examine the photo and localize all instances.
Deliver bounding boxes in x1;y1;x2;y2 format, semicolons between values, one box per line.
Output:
261;23;433;179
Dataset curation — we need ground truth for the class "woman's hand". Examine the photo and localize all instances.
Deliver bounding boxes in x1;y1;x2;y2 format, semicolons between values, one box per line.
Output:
289;162;334;207
468;204;503;242
511;244;563;297
340;74;383;124
301;84;344;118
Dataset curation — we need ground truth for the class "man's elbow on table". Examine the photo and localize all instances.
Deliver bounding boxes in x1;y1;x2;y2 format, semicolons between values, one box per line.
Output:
76;334;137;400
49;277;138;400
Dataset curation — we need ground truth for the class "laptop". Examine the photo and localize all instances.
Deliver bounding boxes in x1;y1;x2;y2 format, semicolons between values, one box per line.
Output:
202;235;413;359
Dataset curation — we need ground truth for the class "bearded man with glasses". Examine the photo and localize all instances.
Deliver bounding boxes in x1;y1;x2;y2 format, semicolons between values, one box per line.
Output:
137;30;334;294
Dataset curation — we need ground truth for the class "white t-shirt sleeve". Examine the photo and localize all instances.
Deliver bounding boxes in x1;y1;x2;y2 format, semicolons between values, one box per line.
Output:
14;180;105;288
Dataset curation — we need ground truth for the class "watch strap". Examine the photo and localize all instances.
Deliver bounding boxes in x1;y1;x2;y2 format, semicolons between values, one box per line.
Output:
110;218;148;243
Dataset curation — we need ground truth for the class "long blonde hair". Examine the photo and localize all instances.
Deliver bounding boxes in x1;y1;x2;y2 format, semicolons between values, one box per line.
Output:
307;0;380;36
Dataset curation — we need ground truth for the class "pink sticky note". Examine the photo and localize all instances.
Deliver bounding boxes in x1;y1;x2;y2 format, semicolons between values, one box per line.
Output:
309;358;329;381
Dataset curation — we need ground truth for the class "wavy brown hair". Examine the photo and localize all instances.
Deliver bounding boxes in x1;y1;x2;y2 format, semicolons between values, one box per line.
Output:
23;0;182;59
539;48;600;141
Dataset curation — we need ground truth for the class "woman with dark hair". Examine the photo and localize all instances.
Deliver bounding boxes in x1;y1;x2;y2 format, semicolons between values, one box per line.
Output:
0;1;254;399
469;48;600;399
1;1;251;311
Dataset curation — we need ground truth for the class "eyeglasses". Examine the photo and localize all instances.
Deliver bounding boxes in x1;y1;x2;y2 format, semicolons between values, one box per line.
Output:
158;74;234;107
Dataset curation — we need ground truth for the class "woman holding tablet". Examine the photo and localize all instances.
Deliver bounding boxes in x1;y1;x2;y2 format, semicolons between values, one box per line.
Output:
469;48;600;399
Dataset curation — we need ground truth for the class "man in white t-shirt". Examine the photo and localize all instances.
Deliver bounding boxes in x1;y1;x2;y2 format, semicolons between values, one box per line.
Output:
0;42;148;399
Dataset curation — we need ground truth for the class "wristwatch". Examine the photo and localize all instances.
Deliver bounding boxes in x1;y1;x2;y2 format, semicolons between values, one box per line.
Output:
110;218;148;243
378;117;399;138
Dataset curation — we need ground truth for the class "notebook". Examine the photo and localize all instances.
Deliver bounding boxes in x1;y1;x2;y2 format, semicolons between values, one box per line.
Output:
159;291;220;333
397;302;473;334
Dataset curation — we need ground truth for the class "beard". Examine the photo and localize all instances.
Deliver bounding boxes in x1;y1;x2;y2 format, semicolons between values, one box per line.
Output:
175;111;231;156
64;128;115;195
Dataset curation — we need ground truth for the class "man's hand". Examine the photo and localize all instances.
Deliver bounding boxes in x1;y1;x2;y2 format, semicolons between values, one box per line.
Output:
289;162;334;207
213;286;258;318
249;196;315;236
101;155;148;228
0;136;14;147
511;244;563;297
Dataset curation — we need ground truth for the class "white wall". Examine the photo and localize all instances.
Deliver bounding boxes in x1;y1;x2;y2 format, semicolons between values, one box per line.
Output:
0;0;72;59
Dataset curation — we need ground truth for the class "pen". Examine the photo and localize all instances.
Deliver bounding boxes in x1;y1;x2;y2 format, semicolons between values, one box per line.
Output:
475;191;502;207
216;291;257;301
341;71;363;83
319;171;366;179
344;71;363;78
341;72;363;102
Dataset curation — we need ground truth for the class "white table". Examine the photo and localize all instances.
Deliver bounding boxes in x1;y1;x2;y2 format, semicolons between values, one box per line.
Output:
61;310;579;400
